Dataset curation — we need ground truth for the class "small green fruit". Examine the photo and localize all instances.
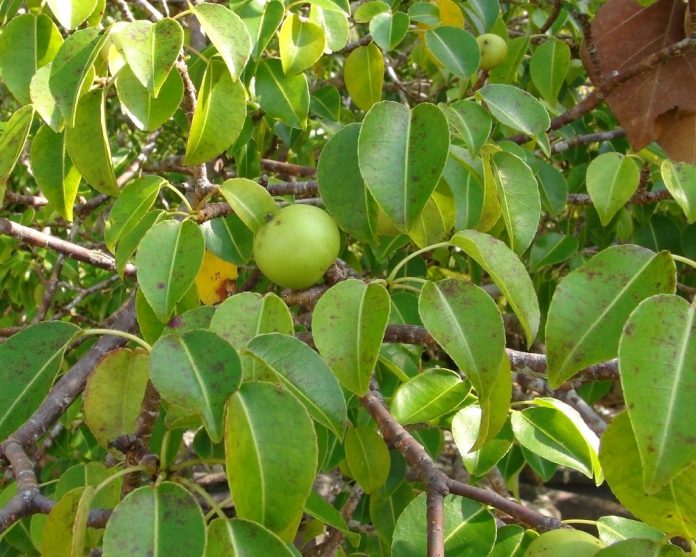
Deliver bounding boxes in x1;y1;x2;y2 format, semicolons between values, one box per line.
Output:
253;204;341;290
476;33;508;71
524;529;604;557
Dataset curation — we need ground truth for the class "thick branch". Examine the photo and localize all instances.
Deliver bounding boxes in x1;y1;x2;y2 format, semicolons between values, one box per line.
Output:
567;188;671;206
260;159;316;177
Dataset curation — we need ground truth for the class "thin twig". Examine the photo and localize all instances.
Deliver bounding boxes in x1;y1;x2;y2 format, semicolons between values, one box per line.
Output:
261;159;317;177
551;129;625;153
538;0;563;34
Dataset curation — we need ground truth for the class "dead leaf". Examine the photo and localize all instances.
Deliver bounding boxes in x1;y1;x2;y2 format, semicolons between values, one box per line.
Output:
582;0;696;163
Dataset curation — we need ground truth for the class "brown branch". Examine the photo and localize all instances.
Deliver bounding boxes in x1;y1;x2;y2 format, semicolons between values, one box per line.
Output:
0;219;137;277
3;191;48;208
426;489;446;557
340;35;372;55
551;129;625;153
261;159;317;177
317;484;363;557
538;0;563;34
567;188;671;206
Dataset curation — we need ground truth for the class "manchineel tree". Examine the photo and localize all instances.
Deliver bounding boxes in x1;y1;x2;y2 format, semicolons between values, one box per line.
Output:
0;0;695;553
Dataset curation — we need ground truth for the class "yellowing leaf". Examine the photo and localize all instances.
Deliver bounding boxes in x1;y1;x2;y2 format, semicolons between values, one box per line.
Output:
437;0;465;27
344;43;383;111
196;250;238;305
279;13;326;76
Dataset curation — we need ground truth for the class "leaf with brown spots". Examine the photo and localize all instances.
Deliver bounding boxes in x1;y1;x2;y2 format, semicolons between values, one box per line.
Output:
583;0;696;162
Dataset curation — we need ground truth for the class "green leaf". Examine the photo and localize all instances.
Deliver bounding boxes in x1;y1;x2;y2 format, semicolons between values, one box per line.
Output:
41;487;93;557
218;177;278;234
408;2;439;25
489;35;528;84
489;524;535;557
0;14;62;105
345;425;391;493
65;89;119;197
312;279;391;396
193;3;251;80
245;333;349;438
536;160;568;216
0;321;79;440
115;210;166;277
226;382;317;541
545;245;676;387
451;230;540;346
620;294;696;493
462;0;499;34
587;153;641;226
116;65;184;132
150;330;241;443
305;0;349;15
476;356;512;449
344;43;383;111
511;406;596;478
354;0;390;22
317;123;378;243
529;39;570;105
309;5;349;52
596;516;664;545
30;64;62;132
442;100;492;157
83;348;150;448
0;105;34;199
661;160;696;223
201;213;254;265
115;18;183;97
408;183;455;248
46;0;96;29
491;151;540;255
594;539;684;557
478;84;550;138
425;26;479;80
310;85;341;120
238;0;284;60
529;232;578;272
392;493;496;556
600;411;696;539
135;219;205;321
255;58;309;128
452;407;513;477
210;292;293;380
304;491;360;546
30;126;80;222
442;148;484;229
184;58;246;165
105;175;165;252
205;518;295;557
419;280;504;400
370;482;414;544
391;368;470;425
279;13;326;76
369;12;409;52
49;28;108;127
359;101;449;230
102;482;206;557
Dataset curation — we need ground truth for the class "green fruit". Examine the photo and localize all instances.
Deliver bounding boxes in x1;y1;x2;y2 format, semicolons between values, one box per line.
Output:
476;33;508;71
524;529;604;557
253;204;341;290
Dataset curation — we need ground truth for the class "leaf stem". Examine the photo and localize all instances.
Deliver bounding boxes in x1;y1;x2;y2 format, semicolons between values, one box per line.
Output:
671;254;696;271
94;465;149;496
561;519;598;528
387;241;450;283
176;477;227;521
162;182;194;213
169;458;226;472
80;329;152;352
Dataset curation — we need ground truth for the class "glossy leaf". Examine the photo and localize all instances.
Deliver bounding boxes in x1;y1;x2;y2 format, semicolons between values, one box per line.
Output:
452;407;513;477
0;322;79;441
425;26;479;80
65;89;119;197
489;525;535;557
600;411;696;538
529;232;578;272
0;105;34;199
31;64;63;132
205;518;295;557
0;14;62;105
408;183;455;248
49;28;108;127
135;219;205;321
443;100;492;157
279;13;326;76
184;58;246;165
419;280;504;400
392;493;496;556
462;0;499;34
620;294;696;493
218;177;278;234
115;18;183;97
193;3;251;80
305;491;360;546
226;382;317;541
309;5;349;52
41;487;93;557
345;426;390;493
239;0;284;60
312;279;391;396
451;230;540;345
661;159;696;223
369;12;410;52
30;126;80;222
201;213;254;265
115;210;166;277
46;0;96;29
478;84;550;138
587;153;641;226
491;151;540;255
344;43;383;111
102;482;206;557
359;101;449;230
83;348;150;448
596;516;664;545
530;39;570;105
245;333;348;438
594;539;684;557
151;330;242;442
391;368;470;424
317;123;378;243
545;245;675;387
255;58;309;128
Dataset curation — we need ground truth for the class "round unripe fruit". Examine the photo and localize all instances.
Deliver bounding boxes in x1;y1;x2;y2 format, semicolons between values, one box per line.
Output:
253;204;341;290
524;529;603;557
476;33;508;71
